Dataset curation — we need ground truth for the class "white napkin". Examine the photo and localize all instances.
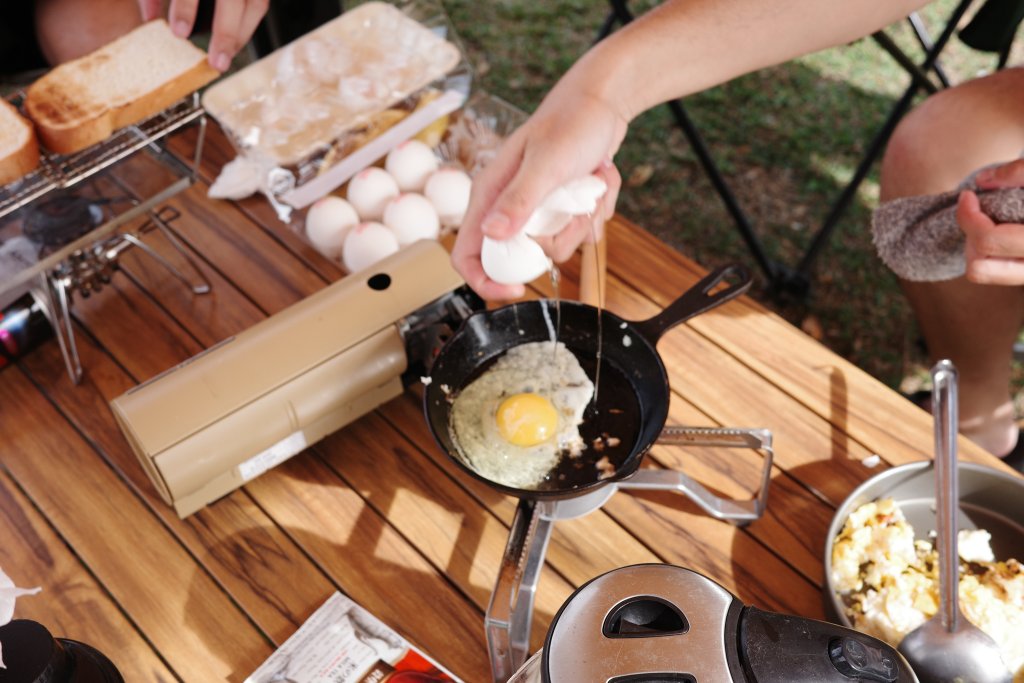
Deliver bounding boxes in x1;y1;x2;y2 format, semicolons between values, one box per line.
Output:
208;153;296;222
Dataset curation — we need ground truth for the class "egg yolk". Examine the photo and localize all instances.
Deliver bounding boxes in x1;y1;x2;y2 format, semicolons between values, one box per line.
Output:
495;393;558;447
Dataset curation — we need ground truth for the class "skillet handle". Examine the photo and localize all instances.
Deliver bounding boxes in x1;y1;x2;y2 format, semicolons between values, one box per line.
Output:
632;264;752;345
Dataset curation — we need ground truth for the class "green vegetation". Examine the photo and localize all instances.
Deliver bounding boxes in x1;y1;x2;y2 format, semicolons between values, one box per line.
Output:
440;0;1018;394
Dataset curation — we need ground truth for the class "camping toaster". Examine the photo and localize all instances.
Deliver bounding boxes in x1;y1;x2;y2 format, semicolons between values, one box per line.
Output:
508;564;918;683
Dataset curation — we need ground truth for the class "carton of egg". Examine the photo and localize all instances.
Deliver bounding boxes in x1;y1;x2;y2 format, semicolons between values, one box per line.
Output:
424;168;471;227
347;167;399;221
385;140;439;192
305;196;359;259
383;193;440;246
303;143;474;272
343;222;400;272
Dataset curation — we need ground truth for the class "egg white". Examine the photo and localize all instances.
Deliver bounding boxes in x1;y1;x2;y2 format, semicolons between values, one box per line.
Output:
449;341;594;489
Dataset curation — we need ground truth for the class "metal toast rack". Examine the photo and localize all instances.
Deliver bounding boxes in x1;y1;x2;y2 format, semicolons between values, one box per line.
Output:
0;93;211;382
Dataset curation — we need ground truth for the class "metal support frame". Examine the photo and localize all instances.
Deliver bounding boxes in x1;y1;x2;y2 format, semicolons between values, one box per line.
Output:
599;0;976;298
33;206;212;384
2;97;211;384
483;425;773;682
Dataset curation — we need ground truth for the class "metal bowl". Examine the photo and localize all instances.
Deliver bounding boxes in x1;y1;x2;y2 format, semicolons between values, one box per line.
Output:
824;460;1024;625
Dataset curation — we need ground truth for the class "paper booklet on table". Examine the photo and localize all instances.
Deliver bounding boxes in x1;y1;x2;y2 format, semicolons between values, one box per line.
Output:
245;592;463;683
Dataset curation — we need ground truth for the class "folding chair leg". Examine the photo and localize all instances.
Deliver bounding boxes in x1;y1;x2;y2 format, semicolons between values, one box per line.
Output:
908;12;953;87
794;0;974;280
596;0;779;283
872;31;941;94
662;100;778;282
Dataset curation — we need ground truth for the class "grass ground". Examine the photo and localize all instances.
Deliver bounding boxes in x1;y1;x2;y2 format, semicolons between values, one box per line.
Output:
439;0;1022;397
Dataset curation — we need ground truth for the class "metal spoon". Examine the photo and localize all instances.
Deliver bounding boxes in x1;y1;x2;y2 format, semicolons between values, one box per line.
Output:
897;360;1011;683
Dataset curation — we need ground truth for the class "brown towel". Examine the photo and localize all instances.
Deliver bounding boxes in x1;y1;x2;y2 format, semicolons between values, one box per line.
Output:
871;172;1024;281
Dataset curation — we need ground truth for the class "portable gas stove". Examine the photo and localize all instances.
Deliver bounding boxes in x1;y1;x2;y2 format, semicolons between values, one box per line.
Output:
421;263;777;682
110;240;484;518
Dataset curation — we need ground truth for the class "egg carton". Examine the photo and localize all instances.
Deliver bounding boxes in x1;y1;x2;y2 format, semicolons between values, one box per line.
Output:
295;90;528;274
203;0;475;219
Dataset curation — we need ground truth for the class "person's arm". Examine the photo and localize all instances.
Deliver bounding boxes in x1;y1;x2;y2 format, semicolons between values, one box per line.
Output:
454;0;931;299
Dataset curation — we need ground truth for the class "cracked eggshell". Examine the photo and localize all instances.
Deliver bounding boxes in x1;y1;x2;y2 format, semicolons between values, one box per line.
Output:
522;175;608;237
424;168;472;228
385;140;439;192
481;233;551;285
342;221;400;272
305;196;359;259
382;193;440;246
346;167;400;220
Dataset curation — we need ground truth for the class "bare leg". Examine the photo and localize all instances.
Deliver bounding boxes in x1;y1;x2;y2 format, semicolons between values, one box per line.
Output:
880;67;1024;457
34;0;147;65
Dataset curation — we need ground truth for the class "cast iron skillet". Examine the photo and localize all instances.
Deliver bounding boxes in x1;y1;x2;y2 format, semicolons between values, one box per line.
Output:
424;264;751;500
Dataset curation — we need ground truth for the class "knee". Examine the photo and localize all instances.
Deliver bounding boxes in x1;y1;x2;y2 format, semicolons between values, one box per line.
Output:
880;96;963;201
881;71;1024;201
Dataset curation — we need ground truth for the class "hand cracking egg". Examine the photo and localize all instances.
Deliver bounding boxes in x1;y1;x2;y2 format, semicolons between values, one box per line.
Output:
449;340;594;489
480;232;551;285
480;174;608;286
424;168;472;227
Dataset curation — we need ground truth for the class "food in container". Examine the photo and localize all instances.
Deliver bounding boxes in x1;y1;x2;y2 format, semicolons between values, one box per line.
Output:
830;496;1024;680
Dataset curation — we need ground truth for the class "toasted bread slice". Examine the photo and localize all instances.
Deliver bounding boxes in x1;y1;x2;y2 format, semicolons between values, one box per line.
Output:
0;100;40;186
25;20;218;155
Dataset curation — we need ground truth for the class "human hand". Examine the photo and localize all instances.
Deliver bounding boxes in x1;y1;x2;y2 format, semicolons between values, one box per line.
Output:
958;159;1024;285
452;82;627;300
136;0;269;71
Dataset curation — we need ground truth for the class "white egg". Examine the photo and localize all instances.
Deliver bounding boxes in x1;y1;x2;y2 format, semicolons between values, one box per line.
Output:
522;175;608;237
342;221;400;272
346;167;399;220
449;340;594;489
304;196;359;259
481;233;551;285
385;140;439;192
382;193;440;246
424;168;472;227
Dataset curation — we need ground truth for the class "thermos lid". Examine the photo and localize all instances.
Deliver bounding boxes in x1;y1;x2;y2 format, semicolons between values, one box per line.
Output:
541;564;744;682
0;620;64;682
0;620;123;683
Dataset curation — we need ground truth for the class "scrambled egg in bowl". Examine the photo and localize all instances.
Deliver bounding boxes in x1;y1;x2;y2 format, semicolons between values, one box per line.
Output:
831;498;1024;681
448;340;594;489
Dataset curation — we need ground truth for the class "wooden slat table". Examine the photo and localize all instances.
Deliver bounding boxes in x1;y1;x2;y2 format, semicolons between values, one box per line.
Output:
0;123;1017;683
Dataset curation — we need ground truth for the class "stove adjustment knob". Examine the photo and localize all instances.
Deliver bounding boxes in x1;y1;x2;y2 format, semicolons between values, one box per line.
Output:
829;637;898;682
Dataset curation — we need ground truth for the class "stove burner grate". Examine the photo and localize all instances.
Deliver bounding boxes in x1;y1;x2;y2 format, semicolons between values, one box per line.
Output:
22;194;125;248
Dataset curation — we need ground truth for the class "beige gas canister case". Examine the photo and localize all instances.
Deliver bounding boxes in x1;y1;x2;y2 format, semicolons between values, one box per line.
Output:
110;241;463;518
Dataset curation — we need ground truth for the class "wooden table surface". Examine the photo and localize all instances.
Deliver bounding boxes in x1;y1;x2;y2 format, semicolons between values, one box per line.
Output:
1;121;1017;683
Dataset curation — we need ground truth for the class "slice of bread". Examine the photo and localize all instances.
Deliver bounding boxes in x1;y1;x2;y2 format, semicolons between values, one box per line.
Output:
0;100;40;186
25;20;219;155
